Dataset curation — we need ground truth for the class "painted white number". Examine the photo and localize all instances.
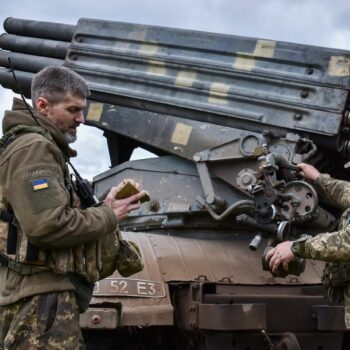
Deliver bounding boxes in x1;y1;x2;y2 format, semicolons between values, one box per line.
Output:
94;279;163;297
148;282;156;296
137;281;148;295
137;281;157;296
111;280;129;294
119;280;128;294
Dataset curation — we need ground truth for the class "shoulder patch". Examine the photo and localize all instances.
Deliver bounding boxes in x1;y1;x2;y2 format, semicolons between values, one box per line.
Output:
31;179;49;191
23;169;53;179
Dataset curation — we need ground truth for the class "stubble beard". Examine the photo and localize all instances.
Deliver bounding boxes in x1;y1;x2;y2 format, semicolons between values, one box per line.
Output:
64;131;77;143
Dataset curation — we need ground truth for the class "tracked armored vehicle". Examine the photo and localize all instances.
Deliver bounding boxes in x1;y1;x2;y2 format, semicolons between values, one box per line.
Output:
1;17;350;350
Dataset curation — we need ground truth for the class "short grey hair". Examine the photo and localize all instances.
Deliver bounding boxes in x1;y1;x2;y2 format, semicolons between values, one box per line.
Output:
31;66;90;108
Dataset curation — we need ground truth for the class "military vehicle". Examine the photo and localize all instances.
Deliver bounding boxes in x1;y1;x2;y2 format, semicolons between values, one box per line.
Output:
1;17;350;350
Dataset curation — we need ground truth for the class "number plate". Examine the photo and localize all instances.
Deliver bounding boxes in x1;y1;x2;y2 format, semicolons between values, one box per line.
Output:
93;278;166;298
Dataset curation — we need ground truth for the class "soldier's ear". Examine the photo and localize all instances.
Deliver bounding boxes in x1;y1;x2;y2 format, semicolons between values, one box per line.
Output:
35;97;50;115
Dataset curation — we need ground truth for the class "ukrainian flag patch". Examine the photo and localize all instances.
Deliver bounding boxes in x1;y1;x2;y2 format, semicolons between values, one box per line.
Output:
32;179;49;191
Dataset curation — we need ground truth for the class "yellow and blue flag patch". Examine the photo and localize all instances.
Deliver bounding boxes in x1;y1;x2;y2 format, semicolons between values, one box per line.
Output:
32;179;49;191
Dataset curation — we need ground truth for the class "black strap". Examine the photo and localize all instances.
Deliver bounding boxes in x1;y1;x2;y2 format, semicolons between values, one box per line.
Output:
26;241;40;261
0;209;13;223
0;209;17;255
0;251;9;267
7;224;17;255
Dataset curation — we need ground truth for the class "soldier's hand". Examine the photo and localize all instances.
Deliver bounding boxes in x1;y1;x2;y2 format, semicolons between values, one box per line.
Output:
297;163;320;182
266;241;295;273
104;183;146;221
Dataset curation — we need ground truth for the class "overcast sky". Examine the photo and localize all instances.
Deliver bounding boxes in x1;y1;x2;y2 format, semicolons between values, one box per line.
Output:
0;0;349;178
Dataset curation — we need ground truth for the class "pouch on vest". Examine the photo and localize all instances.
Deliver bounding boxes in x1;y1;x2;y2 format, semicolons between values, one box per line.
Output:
98;230;120;280
115;231;143;277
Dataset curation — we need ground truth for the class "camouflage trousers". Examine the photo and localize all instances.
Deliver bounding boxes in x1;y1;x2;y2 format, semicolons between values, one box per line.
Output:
0;291;85;350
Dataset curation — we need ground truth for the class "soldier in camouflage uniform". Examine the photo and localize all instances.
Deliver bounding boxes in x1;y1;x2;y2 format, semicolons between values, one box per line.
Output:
267;162;350;328
0;66;146;349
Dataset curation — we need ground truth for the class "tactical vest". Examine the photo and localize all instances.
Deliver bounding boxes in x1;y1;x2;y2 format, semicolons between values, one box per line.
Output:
0;125;119;282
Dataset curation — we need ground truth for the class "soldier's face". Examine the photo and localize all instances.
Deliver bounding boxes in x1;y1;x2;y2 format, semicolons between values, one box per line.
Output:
37;93;86;143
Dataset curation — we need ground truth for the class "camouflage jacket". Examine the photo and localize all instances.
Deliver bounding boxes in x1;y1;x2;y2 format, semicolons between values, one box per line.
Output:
293;173;350;328
296;174;350;261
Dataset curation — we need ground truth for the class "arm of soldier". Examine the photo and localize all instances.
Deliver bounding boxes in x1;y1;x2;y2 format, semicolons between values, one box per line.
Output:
294;228;350;262
314;175;350;211
2;139;117;249
267;227;350;273
298;163;350;210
